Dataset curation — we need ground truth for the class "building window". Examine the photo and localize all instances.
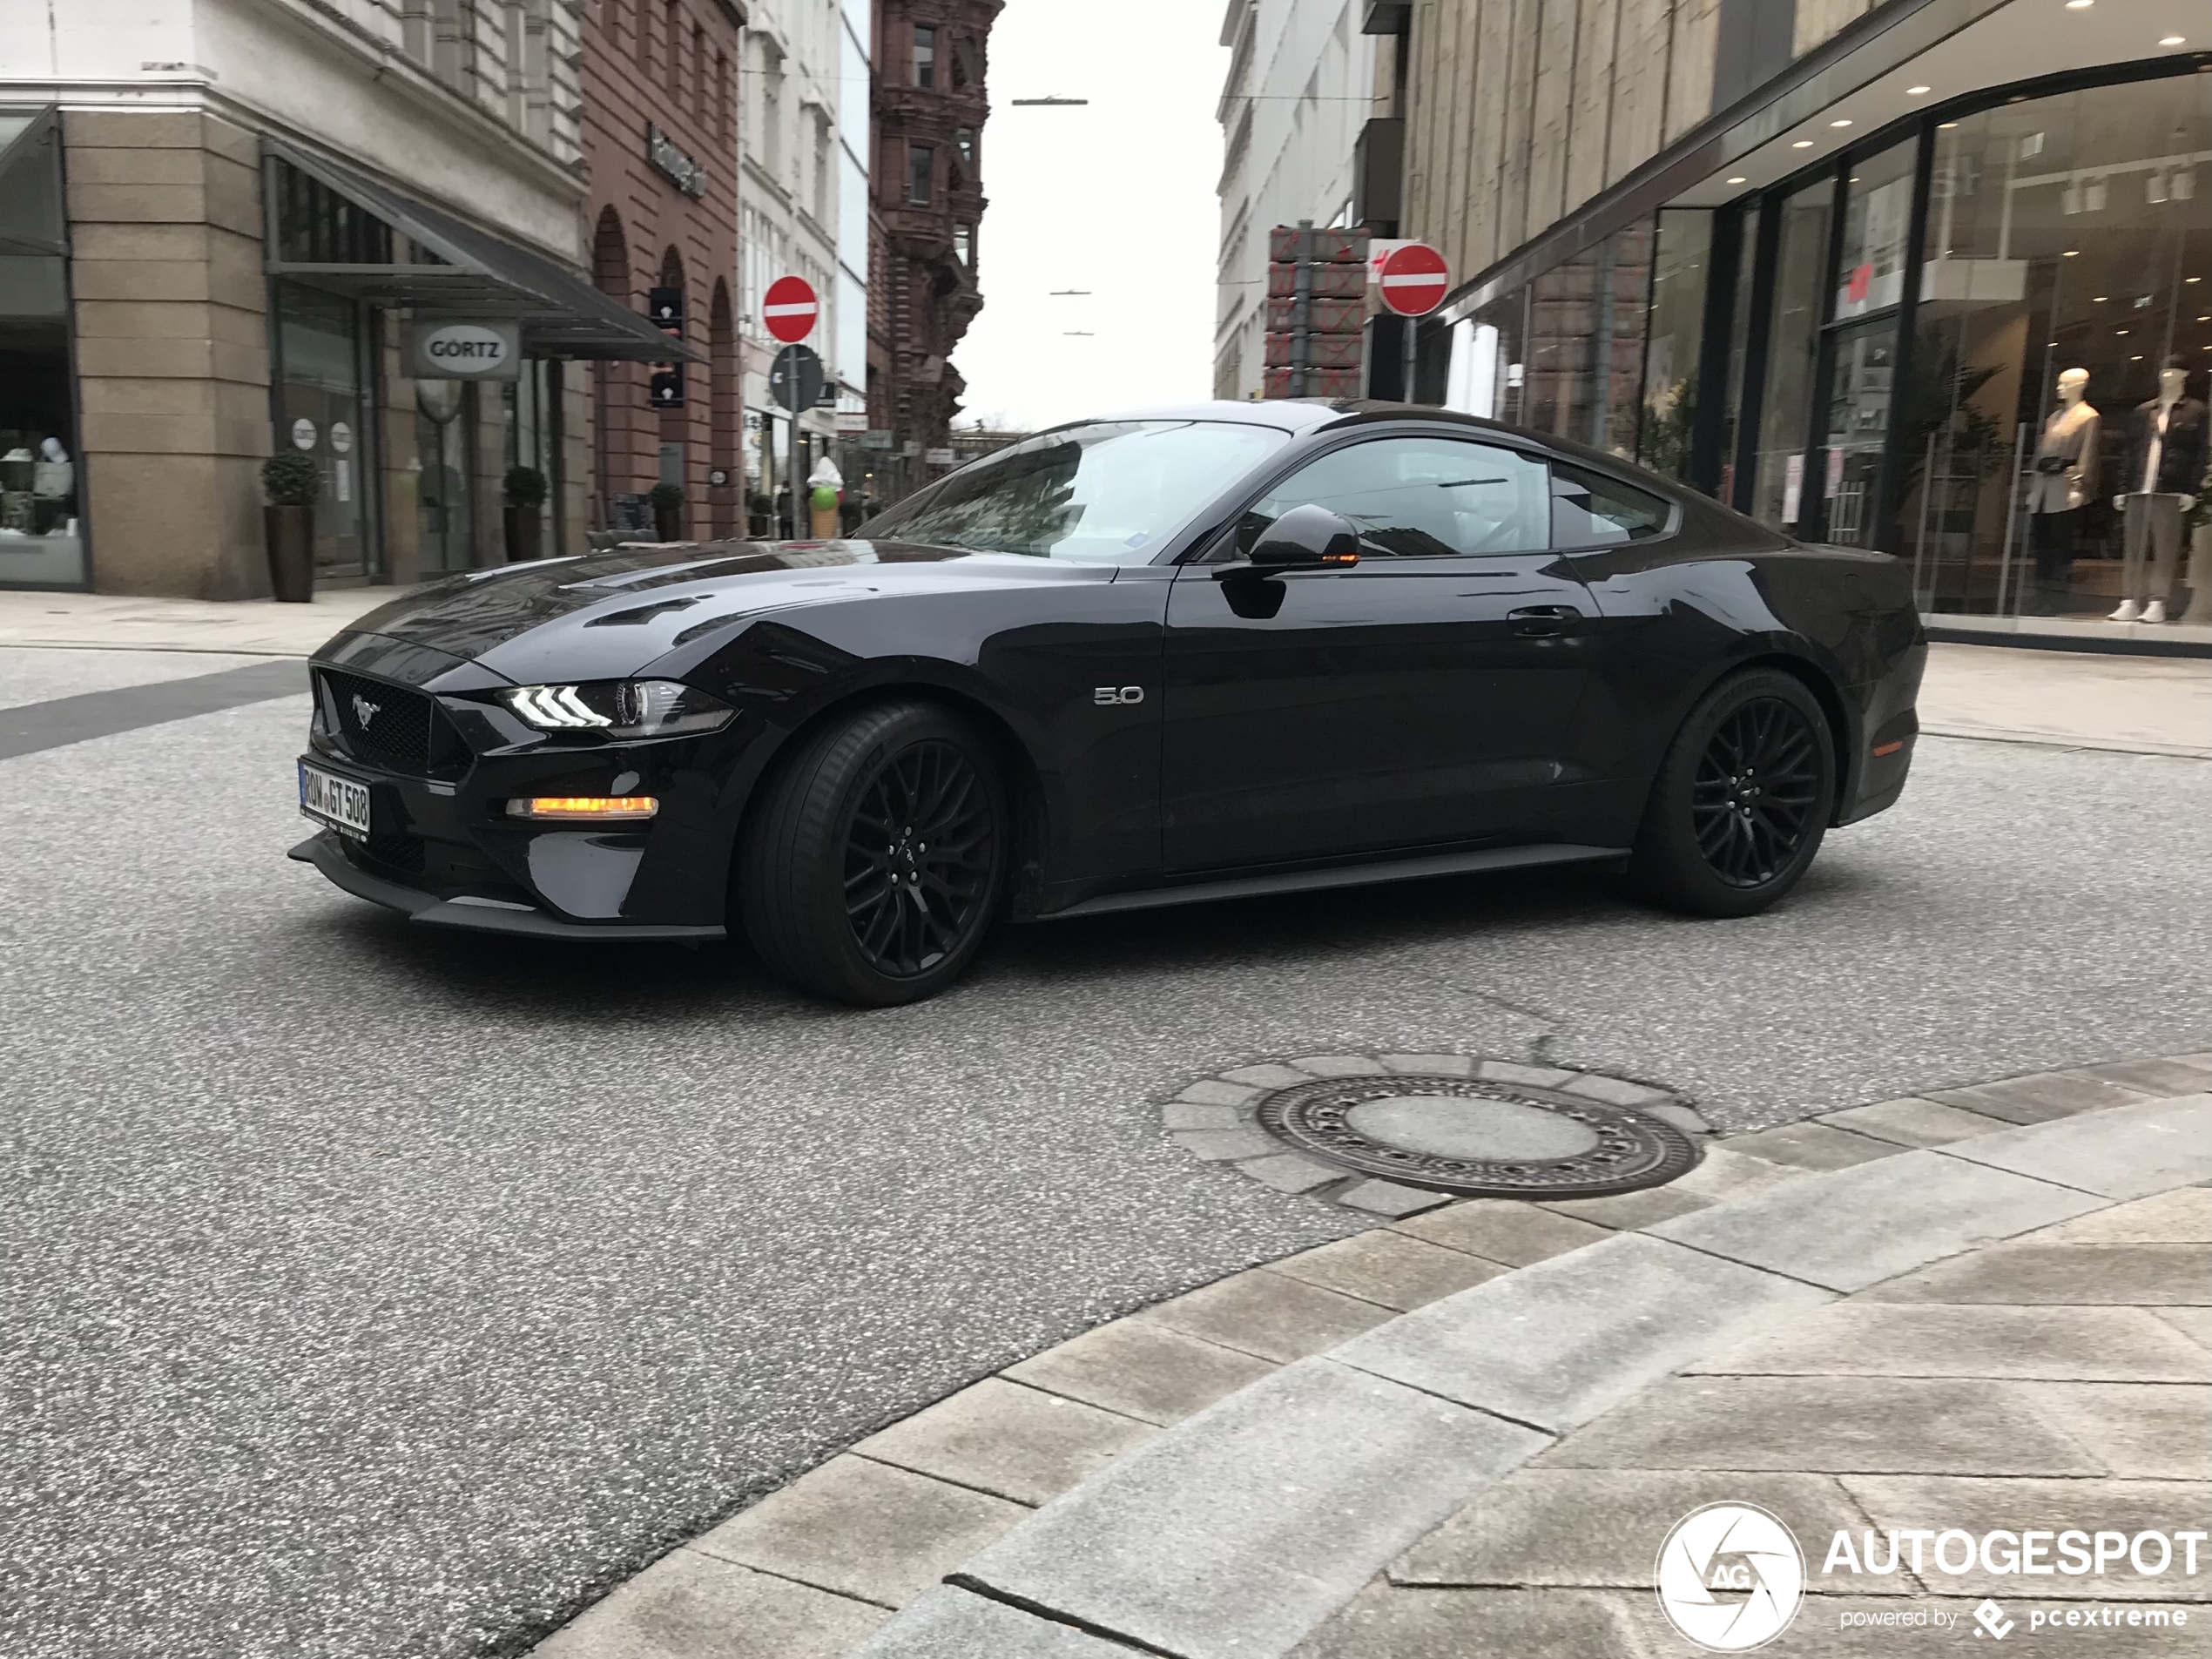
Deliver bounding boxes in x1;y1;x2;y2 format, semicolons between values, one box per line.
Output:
913;24;935;88
954;224;972;266
907;142;934;206
955;126;974;165
0;114;84;588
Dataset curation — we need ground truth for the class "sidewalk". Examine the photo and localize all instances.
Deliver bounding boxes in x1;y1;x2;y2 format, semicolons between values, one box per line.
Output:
0;588;392;657
0;586;2206;756
524;1057;2211;1659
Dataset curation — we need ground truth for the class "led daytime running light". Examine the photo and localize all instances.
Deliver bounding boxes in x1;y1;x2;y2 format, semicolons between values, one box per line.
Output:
509;685;612;728
507;796;660;819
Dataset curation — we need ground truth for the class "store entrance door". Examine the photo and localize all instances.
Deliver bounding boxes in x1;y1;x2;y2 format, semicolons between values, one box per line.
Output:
273;281;376;582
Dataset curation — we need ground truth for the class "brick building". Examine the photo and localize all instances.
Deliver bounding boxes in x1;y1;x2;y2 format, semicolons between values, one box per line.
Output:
581;0;746;539
867;0;998;491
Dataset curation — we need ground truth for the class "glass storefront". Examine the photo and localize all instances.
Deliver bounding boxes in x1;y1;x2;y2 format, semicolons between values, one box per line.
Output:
0;111;85;590
273;280;377;582
1438;57;2210;636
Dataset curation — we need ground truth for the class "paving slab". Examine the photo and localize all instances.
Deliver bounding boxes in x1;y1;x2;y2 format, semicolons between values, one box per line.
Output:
1163;1101;1243;1130
1683;1303;2212;1382
1173;1127;1283;1162
1289;1054;1393;1076
1924;1071;2153;1124
852;1377;1157;1507
1335;1178;1453;1217
961;1358;1549;1659
1840;1475;2212;1599
1136;1264;1397;1362
1541;1375;2104;1475
1291;1583;1656;1659
1555;1073;1675;1109
1331;1231;1831;1433
2155;1308;2212;1350
2040;1186;2212;1243
2072;1056;2212;1096
530;1551;887;1659
1390;1198;1612;1267
1666;1143;1809;1201
1264;1230;1511;1312
1176;1080;1264;1108
689;1454;1025;1608
1535;1183;1711;1230
1645;1148;2104;1292
1378;1054;1475;1076
1939;1094;2212;1198
2014;1382;2212;1479
1393;1467;1923;1595
1718;1120;1905;1171
844;1585;1131;1659
1855;1243;2210;1306
1237;1151;1345;1193
1816;1096;2013;1147
1003;1318;1276;1427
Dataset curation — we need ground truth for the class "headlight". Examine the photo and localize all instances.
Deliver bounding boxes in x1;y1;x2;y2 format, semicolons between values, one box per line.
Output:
500;679;737;738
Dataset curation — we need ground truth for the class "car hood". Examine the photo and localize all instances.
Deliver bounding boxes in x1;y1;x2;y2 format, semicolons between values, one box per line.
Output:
320;539;1116;685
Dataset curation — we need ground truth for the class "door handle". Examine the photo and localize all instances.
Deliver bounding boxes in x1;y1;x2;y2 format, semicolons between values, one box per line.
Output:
1507;604;1581;637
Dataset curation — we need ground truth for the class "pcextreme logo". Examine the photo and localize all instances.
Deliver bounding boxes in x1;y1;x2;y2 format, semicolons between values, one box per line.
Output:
1655;1502;1807;1651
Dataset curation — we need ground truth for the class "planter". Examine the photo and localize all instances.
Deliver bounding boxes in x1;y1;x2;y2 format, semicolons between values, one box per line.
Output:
653;505;683;543
264;504;314;603
503;503;543;563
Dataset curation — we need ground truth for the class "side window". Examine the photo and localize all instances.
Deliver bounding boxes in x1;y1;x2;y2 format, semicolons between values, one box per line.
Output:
1550;462;1671;548
1236;437;1551;559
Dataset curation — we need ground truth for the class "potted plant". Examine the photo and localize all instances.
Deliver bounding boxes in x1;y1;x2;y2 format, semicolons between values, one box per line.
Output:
648;479;685;543
503;465;548;563
260;451;321;604
745;489;774;539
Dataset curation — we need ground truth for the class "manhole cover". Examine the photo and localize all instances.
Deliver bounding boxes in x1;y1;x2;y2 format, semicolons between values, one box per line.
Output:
1256;1073;1698;1198
1158;1054;1708;1213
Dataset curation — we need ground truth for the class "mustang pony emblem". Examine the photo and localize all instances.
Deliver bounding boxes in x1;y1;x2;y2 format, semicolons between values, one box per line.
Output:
351;693;381;729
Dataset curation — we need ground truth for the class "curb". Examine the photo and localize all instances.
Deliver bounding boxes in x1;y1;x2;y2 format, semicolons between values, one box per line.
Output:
523;1055;2212;1659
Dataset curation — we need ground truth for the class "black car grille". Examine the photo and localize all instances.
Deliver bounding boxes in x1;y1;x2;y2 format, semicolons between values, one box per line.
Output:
353;832;428;874
317;670;458;776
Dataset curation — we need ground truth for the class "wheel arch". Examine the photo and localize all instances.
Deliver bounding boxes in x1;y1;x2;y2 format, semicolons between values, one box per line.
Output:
1716;649;1858;822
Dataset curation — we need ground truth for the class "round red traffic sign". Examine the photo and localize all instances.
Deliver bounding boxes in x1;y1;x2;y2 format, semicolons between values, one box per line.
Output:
1379;243;1450;317
762;274;819;343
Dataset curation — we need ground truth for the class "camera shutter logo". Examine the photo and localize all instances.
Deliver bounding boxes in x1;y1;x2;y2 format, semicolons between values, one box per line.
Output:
1655;1502;1806;1651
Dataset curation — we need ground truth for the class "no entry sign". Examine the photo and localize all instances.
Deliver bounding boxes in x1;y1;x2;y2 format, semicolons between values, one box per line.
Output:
1379;243;1449;317
762;275;819;343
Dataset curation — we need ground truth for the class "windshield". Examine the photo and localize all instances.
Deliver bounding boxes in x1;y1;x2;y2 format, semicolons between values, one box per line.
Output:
856;420;1290;563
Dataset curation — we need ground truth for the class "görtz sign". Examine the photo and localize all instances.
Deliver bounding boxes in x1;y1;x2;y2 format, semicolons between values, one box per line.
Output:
407;320;522;381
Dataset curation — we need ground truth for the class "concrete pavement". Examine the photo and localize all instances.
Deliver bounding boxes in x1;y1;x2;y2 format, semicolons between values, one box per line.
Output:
759;1077;2207;1659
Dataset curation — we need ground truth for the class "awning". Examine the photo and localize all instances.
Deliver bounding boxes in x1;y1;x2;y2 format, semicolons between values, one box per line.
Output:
260;138;703;363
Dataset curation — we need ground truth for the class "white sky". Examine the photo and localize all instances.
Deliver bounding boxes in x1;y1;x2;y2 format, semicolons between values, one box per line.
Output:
952;0;1229;433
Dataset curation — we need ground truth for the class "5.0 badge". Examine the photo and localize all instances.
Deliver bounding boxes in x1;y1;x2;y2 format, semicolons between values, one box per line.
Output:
1092;685;1145;705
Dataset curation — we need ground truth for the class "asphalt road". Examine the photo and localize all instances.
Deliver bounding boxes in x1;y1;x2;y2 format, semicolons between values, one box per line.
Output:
3;645;2207;1659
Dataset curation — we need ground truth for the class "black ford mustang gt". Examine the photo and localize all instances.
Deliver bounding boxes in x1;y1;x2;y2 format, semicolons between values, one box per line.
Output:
293;401;1924;1005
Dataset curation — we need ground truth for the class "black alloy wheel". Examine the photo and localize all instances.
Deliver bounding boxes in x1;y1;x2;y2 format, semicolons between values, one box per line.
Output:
1624;667;1836;919
843;739;997;977
738;701;1008;1005
1689;696;1823;888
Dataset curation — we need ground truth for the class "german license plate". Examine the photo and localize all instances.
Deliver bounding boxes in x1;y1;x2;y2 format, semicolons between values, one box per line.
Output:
299;759;372;840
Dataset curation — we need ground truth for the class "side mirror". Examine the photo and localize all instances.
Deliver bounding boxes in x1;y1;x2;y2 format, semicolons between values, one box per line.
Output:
1246;503;1361;571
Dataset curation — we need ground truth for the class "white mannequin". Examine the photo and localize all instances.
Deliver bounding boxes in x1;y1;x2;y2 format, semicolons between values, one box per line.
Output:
2112;364;2200;624
2027;368;2097;615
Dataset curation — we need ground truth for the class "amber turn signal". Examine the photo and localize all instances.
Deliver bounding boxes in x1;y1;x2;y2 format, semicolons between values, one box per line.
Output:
1871;740;1905;757
506;796;660;820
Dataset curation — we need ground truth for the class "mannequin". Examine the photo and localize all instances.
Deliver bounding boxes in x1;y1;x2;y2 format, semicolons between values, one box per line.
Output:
2026;368;2098;615
2112;357;2207;624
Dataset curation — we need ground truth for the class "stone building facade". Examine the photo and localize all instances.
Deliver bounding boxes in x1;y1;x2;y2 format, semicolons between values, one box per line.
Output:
580;0;747;541
867;0;998;491
2;0;681;597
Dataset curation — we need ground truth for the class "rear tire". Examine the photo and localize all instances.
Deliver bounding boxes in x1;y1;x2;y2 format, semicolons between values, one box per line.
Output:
1623;668;1836;919
737;701;1008;1006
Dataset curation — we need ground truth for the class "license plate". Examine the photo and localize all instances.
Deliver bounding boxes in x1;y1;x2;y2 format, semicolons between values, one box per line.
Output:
299;759;373;840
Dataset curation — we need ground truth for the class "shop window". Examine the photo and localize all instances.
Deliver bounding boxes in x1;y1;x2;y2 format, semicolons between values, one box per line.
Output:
1899;77;2210;618
1640;210;1712;483
1833;140;1916;321
0;113;84;589
1716;210;1758;504
907;143;934;206
273;281;377;580
1750;180;1833;531
1525;225;1652;457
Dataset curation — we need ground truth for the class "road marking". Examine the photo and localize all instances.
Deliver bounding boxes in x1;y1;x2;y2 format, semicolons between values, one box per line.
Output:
0;660;307;760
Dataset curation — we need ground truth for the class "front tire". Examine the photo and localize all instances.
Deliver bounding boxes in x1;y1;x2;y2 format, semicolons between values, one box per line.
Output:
738;701;1008;1006
1624;668;1836;919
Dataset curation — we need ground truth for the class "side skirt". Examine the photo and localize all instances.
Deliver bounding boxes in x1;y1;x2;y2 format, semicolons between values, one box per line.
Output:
1032;842;1629;923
